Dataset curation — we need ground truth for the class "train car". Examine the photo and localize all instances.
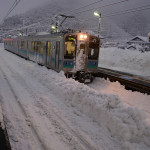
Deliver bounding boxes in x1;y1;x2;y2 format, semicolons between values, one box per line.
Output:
4;32;100;83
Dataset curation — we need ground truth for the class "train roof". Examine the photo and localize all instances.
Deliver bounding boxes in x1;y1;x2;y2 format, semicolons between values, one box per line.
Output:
4;32;99;41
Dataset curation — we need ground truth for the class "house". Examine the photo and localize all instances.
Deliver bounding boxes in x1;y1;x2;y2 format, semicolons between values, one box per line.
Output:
126;45;136;50
126;35;150;51
127;36;149;46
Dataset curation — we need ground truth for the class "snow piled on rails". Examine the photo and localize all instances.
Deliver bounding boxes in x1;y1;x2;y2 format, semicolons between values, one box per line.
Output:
99;47;150;79
27;64;150;150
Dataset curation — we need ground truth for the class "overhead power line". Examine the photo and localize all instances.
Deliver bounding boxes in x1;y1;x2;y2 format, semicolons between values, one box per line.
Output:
78;4;150;23
63;0;104;14
103;4;150;17
72;0;128;15
3;0;21;21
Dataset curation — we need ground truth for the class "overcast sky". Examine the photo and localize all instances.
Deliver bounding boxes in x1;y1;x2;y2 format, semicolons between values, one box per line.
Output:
0;0;150;23
0;0;49;22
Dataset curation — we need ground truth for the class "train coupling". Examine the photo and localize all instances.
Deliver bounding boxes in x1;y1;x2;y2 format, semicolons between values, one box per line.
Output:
77;71;94;83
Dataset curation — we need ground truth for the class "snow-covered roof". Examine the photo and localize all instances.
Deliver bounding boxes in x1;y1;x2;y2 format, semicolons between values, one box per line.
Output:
127;45;136;50
127;35;149;43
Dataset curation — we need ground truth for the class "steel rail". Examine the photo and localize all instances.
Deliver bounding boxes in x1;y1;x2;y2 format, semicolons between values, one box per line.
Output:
97;67;150;94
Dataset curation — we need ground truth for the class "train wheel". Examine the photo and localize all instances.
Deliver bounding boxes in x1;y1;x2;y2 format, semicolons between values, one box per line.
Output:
78;72;85;83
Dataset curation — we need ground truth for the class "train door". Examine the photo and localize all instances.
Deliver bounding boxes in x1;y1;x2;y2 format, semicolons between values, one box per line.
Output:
39;41;44;64
35;41;43;64
27;40;30;58
55;41;60;69
46;41;52;67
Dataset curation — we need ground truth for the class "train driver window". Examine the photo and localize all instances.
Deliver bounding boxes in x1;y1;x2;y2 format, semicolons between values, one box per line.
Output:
64;36;77;59
88;36;100;60
65;42;75;54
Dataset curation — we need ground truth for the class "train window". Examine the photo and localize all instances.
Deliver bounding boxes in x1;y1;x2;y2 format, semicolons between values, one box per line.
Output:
39;42;44;54
31;42;34;51
47;42;52;55
88;36;100;60
50;42;52;55
21;41;26;49
27;41;31;49
80;44;85;54
47;42;50;55
56;41;60;55
64;35;77;59
88;48;99;60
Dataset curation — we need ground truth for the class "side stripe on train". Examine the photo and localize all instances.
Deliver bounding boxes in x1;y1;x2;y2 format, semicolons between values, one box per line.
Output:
63;61;74;68
87;61;98;68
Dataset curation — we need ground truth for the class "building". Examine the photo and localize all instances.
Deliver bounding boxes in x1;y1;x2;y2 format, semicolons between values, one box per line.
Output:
127;36;149;46
126;35;150;51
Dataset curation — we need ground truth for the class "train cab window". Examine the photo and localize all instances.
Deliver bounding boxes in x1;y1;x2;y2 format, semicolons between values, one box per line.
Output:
88;36;100;60
64;35;77;59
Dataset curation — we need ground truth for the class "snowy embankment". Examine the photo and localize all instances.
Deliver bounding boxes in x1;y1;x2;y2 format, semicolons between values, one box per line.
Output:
99;47;150;78
0;43;150;150
28;66;150;149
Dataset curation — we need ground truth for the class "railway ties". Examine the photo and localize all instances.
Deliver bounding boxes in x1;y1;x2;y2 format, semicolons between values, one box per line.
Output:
97;67;150;95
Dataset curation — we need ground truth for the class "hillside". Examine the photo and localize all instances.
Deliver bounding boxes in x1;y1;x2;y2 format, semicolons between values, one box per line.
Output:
1;0;149;40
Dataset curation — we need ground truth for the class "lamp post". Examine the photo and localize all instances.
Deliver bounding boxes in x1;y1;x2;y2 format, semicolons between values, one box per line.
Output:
94;11;101;38
51;25;56;32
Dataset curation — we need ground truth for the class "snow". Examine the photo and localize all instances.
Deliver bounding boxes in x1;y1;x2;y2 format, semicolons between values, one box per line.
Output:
0;43;150;150
99;47;150;79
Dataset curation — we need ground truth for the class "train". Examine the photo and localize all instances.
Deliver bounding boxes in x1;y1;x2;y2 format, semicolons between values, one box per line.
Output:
4;32;100;83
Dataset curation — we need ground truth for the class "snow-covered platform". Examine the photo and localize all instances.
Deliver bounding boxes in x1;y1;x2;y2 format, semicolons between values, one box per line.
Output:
0;43;150;150
0;105;11;150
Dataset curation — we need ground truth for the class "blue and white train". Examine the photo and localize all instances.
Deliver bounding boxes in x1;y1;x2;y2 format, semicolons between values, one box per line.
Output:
4;32;100;82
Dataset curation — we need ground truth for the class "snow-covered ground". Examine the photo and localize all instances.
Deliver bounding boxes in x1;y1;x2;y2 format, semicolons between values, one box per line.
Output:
0;43;150;150
99;47;150;79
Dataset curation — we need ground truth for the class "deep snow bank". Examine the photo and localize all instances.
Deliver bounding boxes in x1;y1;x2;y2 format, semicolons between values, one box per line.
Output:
98;48;150;78
26;64;150;150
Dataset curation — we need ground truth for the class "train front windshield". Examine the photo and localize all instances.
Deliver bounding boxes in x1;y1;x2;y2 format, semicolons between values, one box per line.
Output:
88;36;100;60
64;35;77;59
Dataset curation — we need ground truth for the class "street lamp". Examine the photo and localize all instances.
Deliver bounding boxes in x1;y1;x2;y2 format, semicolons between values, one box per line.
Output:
51;25;56;29
94;11;101;38
51;25;57;33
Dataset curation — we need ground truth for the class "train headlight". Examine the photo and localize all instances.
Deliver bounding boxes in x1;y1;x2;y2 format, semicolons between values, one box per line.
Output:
84;35;87;39
80;34;84;39
80;34;87;40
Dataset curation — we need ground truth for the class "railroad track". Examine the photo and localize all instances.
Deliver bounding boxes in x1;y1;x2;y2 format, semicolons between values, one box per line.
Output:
0;67;48;150
97;67;150;95
0;55;99;150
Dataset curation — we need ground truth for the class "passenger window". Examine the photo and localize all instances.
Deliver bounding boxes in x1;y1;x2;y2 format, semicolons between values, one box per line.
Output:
32;42;34;51
21;41;25;49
